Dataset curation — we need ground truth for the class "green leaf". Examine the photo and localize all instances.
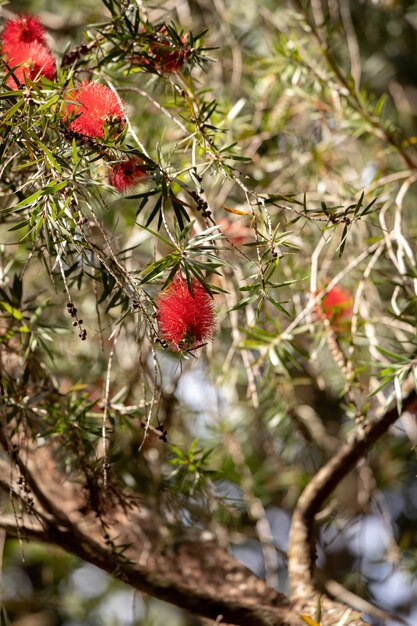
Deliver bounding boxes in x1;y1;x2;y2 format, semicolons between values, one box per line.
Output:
178;219;196;242
229;294;258;311
72;138;79;166
145;195;162;227
360;197;378;216
374;345;404;361
161;263;181;290
138;223;176;248
3;180;67;214
140;255;178;284
1;97;25;124
0;89;21;99
353;191;364;216
337;224;349;257
36;139;63;172
0;302;23;320
8;219;30;231
36;94;61;112
172;197;191;230
266;295;290;315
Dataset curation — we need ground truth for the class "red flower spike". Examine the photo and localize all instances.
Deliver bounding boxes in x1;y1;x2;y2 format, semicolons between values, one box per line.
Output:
157;274;216;352
2;14;46;56
65;81;126;139
149;29;190;73
108;157;149;192
320;286;353;331
218;218;252;246
5;41;56;87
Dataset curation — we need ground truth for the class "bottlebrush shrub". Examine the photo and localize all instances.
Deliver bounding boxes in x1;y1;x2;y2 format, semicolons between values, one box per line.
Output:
2;15;55;87
2;14;46;53
156;274;216;352
108;156;149;192
64;81;126;139
319;286;354;331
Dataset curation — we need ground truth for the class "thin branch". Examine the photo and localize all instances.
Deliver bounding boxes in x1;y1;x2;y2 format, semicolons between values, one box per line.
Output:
0;514;46;542
2;503;303;626
321;576;407;625
288;381;417;599
339;0;361;91
0;427;368;625
102;325;121;489
0;431;72;529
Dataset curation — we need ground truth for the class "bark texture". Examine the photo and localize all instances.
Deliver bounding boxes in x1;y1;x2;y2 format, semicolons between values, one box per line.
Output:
0;415;383;626
1;341;411;625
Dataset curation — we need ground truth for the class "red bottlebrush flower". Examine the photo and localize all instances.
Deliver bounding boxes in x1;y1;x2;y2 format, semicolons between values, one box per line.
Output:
157;274;216;351
2;14;46;56
5;41;56;87
148;29;190;73
65;81;126;139
108;156;149;192
218;218;252;246
319;286;353;331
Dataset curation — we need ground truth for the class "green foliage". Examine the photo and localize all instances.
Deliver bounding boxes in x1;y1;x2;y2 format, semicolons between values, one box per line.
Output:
2;0;417;624
168;439;216;496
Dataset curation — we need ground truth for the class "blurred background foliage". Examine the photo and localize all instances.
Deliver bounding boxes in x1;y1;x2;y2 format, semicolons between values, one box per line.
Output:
2;0;417;625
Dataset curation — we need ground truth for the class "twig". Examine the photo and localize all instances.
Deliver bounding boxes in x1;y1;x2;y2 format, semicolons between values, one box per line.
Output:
288;380;417;599
102;325;122;489
0;514;46;542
